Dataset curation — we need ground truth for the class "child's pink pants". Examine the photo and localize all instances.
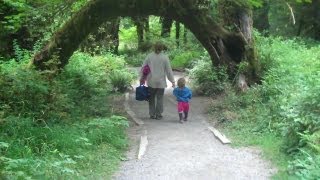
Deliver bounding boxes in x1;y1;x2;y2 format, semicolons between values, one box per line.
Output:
177;102;189;113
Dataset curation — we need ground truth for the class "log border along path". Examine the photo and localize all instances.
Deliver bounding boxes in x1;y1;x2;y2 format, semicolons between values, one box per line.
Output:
114;71;276;180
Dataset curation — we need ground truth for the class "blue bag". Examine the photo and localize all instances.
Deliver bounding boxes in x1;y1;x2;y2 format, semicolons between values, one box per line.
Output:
135;85;150;101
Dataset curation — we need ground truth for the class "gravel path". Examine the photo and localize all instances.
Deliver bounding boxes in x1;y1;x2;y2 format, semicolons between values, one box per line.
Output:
114;71;276;180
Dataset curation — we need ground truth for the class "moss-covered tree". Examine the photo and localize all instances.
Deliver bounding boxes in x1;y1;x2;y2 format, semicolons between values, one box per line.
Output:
32;0;259;83
218;0;261;83
80;18;120;55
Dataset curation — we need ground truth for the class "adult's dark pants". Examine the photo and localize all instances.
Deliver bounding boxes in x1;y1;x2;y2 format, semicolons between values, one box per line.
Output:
148;87;165;117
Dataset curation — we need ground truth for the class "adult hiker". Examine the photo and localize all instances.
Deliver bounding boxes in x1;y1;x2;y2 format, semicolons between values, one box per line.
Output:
140;41;175;120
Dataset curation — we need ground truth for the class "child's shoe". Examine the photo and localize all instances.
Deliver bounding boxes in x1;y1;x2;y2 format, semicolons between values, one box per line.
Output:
178;113;183;123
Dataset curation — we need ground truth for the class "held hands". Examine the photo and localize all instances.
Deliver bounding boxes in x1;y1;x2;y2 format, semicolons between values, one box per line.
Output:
172;82;176;88
140;78;145;85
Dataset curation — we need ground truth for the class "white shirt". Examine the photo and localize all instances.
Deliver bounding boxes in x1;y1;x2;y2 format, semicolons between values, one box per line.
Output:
141;52;175;88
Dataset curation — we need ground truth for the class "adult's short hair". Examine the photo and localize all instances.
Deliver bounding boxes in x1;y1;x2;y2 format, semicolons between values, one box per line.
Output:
154;41;167;53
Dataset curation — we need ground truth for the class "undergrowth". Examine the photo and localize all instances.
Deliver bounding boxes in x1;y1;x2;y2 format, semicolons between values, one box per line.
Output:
0;50;135;178
188;56;228;96
207;34;320;179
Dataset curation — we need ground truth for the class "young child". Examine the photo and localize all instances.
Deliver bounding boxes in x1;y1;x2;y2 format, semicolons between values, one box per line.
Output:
173;77;192;123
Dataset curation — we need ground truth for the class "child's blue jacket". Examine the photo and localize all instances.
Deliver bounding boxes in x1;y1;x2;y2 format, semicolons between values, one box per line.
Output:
173;87;192;102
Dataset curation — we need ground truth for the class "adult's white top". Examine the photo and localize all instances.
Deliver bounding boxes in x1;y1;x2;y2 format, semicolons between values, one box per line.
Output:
141;52;175;88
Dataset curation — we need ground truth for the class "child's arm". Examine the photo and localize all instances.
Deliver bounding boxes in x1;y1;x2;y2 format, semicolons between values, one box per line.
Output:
188;88;192;99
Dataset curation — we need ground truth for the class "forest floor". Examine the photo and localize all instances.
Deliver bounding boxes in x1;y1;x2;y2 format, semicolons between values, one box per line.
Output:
113;70;276;180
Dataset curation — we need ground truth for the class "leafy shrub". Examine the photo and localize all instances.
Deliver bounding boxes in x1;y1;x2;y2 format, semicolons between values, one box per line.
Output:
138;41;154;52
0;52;135;121
289;151;320;179
0;51;132;178
189;57;228;95
109;69;135;92
0;60;53;119
216;34;320;177
0;116;128;178
124;52;146;67
169;49;201;70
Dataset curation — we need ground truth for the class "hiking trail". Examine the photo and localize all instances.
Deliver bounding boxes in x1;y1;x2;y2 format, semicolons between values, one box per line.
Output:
114;71;276;180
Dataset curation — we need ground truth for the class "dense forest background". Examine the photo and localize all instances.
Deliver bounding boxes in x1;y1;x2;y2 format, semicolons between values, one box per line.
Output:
0;0;319;179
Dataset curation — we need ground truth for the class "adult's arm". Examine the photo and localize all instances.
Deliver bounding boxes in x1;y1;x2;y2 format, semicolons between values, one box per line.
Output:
164;55;175;84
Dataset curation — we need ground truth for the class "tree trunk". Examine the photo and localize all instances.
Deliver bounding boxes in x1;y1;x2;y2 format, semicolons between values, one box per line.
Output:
253;1;270;35
161;16;173;37
239;9;260;84
110;18;120;54
183;25;187;44
32;0;253;81
175;21;180;47
144;16;150;40
295;0;320;40
313;0;320;40
133;17;145;49
218;1;260;84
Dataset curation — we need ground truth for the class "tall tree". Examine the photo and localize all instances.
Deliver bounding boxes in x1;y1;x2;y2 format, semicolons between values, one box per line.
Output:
0;0;73;58
132;16;145;49
253;0;270;34
175;21;181;47
133;16;149;49
110;18;120;54
144;16;150;40
285;0;320;40
183;25;188;44
312;0;320;40
161;16;173;37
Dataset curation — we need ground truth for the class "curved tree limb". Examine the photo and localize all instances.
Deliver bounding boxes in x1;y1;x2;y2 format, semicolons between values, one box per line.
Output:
33;0;247;76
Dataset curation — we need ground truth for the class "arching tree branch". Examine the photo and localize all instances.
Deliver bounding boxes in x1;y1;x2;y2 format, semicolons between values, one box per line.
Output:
33;0;249;80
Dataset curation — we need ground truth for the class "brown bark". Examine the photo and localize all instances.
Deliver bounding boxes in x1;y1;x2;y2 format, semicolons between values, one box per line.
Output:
33;0;251;81
132;17;145;49
218;1;260;84
239;9;260;83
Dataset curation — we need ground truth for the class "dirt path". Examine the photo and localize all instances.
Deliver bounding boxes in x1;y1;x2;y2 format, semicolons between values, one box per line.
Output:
114;71;276;180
